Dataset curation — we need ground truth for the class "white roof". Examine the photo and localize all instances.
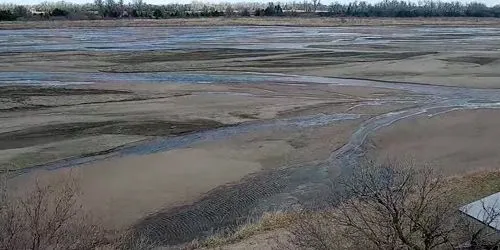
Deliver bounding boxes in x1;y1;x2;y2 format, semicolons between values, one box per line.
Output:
460;192;500;231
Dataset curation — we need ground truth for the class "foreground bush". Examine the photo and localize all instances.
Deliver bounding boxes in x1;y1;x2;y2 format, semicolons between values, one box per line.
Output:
289;158;500;250
0;173;108;249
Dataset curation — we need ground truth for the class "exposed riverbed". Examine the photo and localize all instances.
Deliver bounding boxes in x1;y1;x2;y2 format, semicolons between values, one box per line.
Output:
2;25;500;245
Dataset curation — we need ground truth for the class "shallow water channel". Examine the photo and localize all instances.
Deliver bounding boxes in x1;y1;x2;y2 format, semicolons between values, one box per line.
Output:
3;26;500;244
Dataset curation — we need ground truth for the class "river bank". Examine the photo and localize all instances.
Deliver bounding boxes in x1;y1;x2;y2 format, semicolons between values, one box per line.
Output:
2;17;500;30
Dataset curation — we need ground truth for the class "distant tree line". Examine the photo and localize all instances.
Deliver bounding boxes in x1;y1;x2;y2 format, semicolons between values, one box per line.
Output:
1;0;499;21
325;0;500;17
255;3;284;16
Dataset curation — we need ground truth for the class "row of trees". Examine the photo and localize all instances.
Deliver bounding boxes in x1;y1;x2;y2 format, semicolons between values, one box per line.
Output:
1;0;500;21
327;1;500;18
92;0;287;18
0;3;92;21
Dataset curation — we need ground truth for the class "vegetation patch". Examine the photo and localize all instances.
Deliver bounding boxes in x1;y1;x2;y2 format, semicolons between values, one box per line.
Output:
446;170;500;205
200;212;297;248
1;0;500;23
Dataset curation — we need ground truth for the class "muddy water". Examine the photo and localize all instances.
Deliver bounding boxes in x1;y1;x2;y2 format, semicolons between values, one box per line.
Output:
4;26;500;244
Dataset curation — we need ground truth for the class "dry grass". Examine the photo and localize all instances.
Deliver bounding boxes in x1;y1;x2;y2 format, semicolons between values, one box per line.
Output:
446;170;500;205
195;168;500;249
199;211;298;249
2;17;500;30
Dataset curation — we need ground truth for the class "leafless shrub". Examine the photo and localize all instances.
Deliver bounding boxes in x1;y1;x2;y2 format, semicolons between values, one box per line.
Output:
0;172;108;250
289;158;500;250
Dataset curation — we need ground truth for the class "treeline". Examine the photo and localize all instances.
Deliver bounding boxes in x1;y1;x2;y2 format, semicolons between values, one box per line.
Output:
1;0;500;21
326;1;500;17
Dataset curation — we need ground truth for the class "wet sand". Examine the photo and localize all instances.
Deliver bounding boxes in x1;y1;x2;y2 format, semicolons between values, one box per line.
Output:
2;26;500;88
2;24;500;244
0;81;396;171
2;81;377;229
370;109;500;175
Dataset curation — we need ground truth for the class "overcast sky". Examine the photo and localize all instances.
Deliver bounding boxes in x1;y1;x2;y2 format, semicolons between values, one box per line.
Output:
0;0;498;7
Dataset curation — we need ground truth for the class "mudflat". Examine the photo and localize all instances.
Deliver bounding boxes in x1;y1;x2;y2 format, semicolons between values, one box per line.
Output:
2;23;500;244
370;109;500;175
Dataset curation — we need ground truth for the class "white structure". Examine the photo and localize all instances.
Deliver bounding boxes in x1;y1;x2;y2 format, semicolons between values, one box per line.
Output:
460;192;500;231
30;9;46;15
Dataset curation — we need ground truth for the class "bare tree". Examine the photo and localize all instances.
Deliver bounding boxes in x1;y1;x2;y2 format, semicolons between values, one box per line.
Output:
225;5;234;17
312;0;320;12
105;0;116;17
94;0;104;16
303;0;310;12
117;0;124;16
133;0;144;17
290;158;500;250
0;172;107;250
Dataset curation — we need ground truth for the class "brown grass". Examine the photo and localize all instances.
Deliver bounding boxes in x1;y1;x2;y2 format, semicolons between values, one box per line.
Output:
199;211;298;249
195;168;500;249
2;17;500;30
446;170;500;205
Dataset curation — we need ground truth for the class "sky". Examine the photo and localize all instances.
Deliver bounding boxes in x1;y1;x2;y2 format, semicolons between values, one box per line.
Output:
0;0;497;6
